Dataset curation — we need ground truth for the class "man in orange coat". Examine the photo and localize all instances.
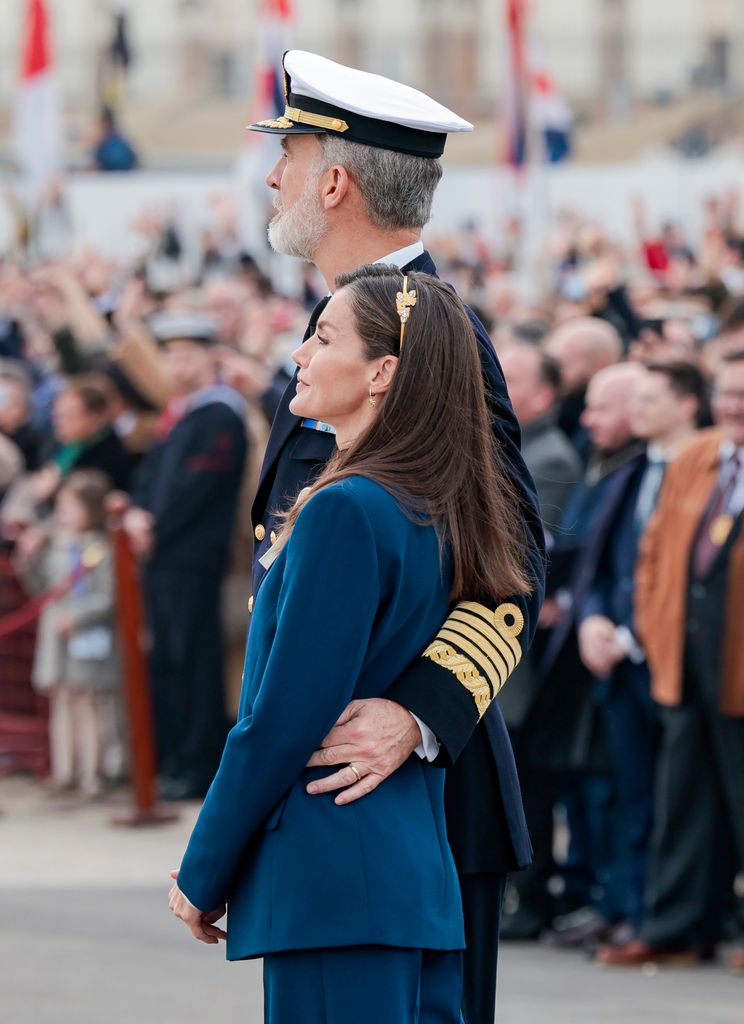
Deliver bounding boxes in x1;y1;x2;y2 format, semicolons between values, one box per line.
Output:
598;351;744;971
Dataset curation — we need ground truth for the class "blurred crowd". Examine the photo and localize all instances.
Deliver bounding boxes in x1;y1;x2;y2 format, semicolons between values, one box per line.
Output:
0;185;743;968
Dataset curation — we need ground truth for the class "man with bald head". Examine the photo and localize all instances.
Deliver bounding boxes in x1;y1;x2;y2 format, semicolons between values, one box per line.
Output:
501;344;581;532
575;361;704;941
545;318;624;462
514;362;648;942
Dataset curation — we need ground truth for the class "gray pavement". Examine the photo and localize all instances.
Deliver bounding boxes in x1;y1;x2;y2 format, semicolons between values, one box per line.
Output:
2;777;742;1024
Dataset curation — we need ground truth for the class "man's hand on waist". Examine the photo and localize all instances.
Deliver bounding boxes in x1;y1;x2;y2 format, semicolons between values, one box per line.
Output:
305;698;430;805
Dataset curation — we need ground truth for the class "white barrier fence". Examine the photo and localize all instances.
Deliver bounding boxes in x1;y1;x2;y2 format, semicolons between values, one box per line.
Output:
1;155;743;294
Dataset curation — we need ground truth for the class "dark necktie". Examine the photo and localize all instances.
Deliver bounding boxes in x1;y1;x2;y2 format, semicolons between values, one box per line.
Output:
692;453;742;578
634;457;666;534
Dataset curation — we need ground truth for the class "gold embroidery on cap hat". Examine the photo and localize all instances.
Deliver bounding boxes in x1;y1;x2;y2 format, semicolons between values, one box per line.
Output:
256;114;295;129
284;106;349;133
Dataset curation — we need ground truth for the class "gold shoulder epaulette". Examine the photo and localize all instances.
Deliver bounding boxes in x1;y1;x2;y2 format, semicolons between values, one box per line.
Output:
423;602;524;718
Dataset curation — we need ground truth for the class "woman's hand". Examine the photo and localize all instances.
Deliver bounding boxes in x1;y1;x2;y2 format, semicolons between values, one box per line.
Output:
168;869;227;945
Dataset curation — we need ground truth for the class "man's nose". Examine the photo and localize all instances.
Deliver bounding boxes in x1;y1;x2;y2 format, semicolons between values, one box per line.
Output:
266;156;284;191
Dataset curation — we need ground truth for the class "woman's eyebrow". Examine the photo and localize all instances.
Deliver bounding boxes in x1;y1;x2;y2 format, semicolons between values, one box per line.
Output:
316;318;337;333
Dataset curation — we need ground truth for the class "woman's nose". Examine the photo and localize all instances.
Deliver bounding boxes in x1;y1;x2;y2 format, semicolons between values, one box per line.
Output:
292;339;310;367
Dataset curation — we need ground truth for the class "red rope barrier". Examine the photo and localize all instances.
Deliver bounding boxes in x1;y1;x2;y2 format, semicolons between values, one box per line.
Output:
0;567;85;640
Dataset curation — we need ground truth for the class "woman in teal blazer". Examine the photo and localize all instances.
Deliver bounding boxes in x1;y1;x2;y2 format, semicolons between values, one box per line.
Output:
169;266;532;1024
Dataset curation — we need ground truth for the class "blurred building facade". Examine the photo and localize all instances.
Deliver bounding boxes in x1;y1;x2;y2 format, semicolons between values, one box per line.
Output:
1;0;744;112
1;0;744;168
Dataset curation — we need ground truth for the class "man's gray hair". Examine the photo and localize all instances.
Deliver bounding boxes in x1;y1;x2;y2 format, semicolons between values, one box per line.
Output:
318;137;443;231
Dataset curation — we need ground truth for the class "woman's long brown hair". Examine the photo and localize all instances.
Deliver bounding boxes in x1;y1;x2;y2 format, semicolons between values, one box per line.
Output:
280;265;532;602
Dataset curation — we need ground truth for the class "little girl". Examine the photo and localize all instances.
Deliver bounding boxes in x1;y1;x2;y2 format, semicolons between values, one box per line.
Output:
15;469;121;797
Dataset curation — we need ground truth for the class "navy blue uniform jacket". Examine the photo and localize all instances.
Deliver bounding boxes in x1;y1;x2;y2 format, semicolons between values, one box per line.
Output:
178;477;465;960
249;250;545;874
133;393;247;575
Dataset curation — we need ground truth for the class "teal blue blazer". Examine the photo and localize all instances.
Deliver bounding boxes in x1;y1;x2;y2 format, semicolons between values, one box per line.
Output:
177;476;465;960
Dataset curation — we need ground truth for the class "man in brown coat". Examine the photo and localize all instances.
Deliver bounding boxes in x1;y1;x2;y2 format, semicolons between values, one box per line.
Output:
598;351;744;971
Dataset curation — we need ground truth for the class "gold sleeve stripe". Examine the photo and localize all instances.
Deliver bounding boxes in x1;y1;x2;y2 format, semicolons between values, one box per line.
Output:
441;618;513;685
455;601;524;661
447;611;519;676
422;641;492;718
437;628;503;695
460;601;525;636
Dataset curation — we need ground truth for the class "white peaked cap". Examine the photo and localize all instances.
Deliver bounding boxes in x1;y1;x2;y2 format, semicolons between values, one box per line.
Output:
248;50;473;158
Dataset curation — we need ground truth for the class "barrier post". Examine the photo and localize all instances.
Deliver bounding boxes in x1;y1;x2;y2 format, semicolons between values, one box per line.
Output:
107;493;177;827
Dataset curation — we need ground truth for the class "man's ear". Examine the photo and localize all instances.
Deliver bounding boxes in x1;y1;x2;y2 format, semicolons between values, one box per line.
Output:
321;165;351;211
370;355;399;395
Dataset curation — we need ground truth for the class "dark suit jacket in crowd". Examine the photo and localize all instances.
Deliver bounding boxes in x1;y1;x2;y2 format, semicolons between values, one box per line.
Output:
69;427;137;493
520;411;582;533
250;249;546;875
134;390;247;575
525;441;645;772
497;411;580;728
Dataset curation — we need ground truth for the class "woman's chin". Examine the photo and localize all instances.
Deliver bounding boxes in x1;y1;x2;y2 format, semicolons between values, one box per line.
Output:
289;394;313;418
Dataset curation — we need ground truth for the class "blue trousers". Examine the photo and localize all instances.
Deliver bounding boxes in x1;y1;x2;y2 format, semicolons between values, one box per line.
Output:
600;662;658;931
263;946;463;1024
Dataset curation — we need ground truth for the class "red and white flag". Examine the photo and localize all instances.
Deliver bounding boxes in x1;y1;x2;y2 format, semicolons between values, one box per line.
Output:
13;0;63;201
246;0;294;141
236;0;294;265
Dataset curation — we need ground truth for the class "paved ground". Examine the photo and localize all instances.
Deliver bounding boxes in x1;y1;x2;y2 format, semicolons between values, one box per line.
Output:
2;776;742;1024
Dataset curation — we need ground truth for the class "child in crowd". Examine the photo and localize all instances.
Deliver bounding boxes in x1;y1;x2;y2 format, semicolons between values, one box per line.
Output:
14;470;122;797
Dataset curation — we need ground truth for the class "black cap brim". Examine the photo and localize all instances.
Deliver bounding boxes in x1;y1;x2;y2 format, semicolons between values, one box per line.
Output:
248;120;321;136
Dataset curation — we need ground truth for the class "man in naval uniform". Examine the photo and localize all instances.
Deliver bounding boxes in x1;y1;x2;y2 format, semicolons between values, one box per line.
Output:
126;312;247;800
196;52;544;1022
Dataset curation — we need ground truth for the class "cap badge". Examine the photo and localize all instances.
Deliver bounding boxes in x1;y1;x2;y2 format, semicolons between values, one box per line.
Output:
256;114;295;129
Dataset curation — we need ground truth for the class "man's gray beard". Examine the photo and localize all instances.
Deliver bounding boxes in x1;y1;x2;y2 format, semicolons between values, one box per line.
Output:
267;181;328;262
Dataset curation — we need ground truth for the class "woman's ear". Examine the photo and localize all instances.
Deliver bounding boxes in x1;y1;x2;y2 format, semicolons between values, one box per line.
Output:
321;165;350;211
370;355;399;395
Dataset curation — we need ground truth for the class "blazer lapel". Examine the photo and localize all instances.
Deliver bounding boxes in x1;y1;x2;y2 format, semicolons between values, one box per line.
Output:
253;295;331;507
405;249;437;276
252;256;432;517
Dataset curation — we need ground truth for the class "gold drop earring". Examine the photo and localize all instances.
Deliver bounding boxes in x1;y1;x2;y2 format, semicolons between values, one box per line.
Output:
368;387;377;407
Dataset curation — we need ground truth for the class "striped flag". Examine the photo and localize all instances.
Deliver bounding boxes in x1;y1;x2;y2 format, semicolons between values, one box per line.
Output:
247;0;294;133
236;0;294;273
531;70;572;163
12;0;63;202
504;0;529;169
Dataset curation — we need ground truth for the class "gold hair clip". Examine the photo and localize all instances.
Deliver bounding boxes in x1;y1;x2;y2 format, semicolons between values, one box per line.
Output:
396;276;417;351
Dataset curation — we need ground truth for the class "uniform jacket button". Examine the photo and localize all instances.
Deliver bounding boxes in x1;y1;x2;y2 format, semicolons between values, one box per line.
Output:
255;524;266;542
248;595;254;614
270;530;277;545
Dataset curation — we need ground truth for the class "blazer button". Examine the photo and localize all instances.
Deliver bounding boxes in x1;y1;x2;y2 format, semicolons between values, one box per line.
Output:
255;524;266;542
270;530;277;545
248;595;254;614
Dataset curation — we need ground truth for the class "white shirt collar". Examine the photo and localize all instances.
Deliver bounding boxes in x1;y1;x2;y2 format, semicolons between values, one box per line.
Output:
374;241;424;269
645;442;670;464
719;439;744;464
324;242;425;297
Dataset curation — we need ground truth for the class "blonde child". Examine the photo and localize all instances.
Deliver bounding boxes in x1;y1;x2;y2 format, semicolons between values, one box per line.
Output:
15;470;121;797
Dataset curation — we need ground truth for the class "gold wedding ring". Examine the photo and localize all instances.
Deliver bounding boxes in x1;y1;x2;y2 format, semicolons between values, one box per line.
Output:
349;764;362;783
